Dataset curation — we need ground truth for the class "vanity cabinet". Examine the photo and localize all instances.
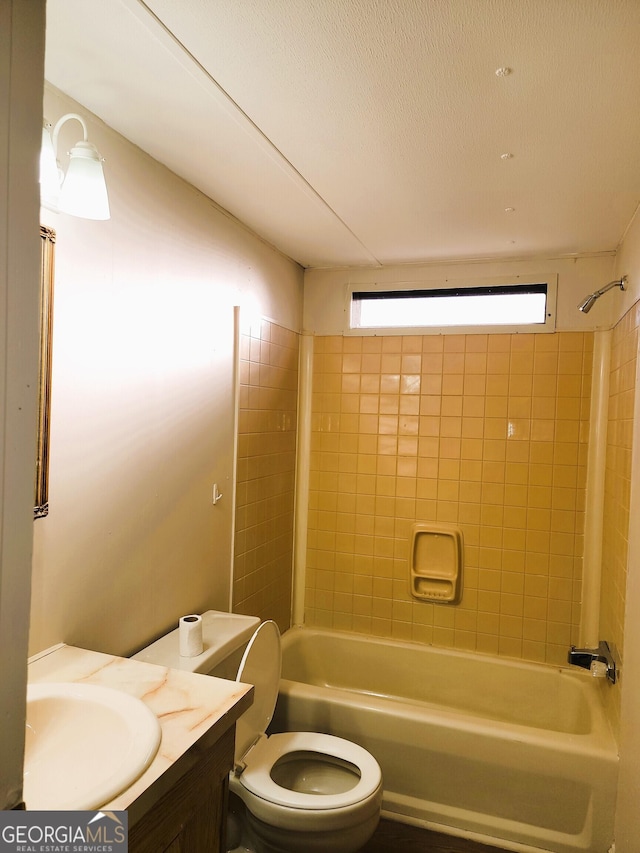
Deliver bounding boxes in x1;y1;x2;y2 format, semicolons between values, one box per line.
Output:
129;726;234;853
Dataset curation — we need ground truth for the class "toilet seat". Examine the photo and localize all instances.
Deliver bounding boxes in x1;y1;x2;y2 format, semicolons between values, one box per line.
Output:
234;620;282;769
239;730;382;810
234;622;382;812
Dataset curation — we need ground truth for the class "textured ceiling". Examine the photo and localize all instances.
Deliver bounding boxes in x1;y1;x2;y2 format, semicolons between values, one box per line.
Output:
45;0;640;268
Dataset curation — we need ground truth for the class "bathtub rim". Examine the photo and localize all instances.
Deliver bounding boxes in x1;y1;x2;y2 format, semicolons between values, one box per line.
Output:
281;624;608;682
279;624;618;750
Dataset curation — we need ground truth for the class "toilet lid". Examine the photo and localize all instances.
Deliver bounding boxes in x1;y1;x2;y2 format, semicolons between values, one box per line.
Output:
235;620;281;764
239;731;382;810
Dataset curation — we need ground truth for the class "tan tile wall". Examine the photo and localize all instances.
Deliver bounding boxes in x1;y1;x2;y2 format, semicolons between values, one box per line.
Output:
234;319;299;632
306;332;593;665
601;303;640;733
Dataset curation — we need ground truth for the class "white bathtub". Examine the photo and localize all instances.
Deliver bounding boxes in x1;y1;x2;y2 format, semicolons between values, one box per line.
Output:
270;627;618;853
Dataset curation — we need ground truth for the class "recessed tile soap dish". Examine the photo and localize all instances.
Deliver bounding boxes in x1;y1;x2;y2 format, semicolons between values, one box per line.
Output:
409;523;464;604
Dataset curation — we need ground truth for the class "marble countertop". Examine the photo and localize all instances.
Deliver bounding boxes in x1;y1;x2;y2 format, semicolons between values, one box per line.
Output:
27;643;253;816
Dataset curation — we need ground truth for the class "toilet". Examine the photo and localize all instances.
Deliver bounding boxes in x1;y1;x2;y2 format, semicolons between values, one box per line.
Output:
133;610;382;853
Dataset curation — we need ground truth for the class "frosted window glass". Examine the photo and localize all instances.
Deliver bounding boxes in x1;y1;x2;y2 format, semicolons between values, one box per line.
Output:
352;288;547;329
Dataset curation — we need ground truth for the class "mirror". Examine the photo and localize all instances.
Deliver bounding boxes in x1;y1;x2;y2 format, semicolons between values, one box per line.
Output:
35;225;55;520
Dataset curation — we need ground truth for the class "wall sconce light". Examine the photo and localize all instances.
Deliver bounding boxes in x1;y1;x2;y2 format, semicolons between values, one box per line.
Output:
40;113;110;220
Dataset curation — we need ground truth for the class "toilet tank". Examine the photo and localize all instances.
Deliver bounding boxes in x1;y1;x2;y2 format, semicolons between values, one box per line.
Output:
131;610;261;679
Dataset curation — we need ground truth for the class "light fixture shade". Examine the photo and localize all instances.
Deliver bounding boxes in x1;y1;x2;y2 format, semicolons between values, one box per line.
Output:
59;140;111;220
39;125;61;212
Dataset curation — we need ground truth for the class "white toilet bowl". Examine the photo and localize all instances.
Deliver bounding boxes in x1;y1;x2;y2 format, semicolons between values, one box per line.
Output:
228;620;382;853
230;731;381;852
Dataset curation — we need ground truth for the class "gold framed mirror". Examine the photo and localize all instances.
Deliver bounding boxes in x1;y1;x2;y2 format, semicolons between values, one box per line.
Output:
35;225;55;520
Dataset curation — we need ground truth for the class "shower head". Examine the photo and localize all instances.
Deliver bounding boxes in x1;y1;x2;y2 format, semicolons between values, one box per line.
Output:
577;276;627;313
577;293;599;314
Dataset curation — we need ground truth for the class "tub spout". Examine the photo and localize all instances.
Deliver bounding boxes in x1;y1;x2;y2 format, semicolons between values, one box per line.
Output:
568;641;617;684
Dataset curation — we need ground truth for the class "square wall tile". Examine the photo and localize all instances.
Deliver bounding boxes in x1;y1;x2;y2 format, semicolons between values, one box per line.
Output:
307;330;594;667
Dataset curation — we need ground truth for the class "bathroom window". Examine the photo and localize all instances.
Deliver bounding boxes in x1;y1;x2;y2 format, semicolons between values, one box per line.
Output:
348;278;555;335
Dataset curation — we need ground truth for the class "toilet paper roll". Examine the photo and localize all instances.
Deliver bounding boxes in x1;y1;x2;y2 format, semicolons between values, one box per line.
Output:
179;614;204;657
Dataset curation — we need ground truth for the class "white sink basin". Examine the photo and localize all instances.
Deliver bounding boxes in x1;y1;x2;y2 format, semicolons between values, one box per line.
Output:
24;682;162;810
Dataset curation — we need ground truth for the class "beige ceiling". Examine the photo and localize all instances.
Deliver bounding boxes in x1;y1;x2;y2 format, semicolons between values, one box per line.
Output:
45;0;640;269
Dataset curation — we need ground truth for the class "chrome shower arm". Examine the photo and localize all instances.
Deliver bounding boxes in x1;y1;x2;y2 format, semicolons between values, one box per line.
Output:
594;276;627;299
577;276;627;313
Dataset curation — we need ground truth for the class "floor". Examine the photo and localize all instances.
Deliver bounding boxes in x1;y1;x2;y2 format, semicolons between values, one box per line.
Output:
361;819;512;853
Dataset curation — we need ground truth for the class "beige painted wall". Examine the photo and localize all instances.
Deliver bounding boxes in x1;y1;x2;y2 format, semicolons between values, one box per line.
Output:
304;254;618;335
29;85;303;659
